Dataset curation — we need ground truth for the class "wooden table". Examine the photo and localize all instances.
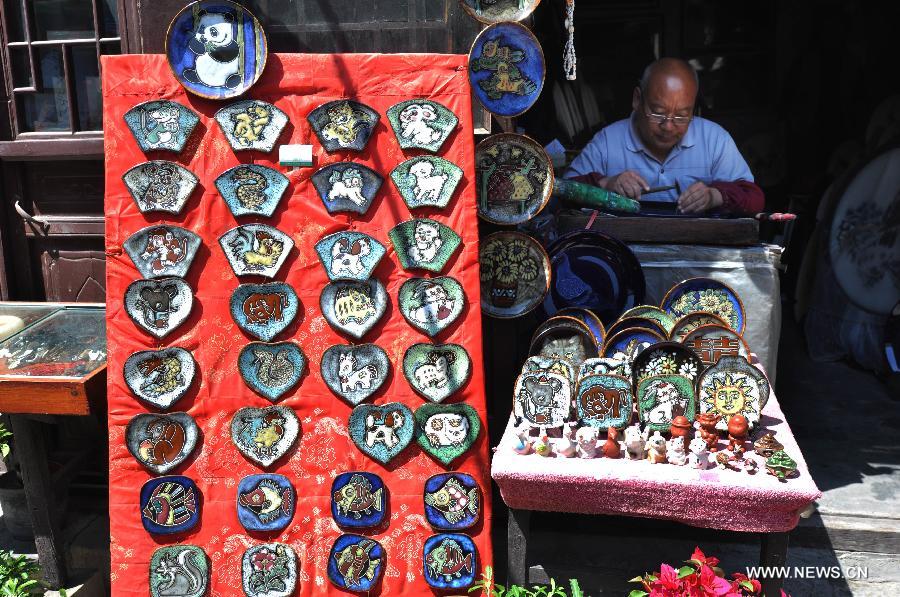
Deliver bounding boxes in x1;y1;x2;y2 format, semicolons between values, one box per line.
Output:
0;302;106;589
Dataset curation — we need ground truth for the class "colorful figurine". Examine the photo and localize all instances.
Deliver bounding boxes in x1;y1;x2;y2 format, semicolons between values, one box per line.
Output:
753;432;784;458
666;437;687;466
727;414;750;456
646;431;667;464
575;426;599;458
695;412;721;451
688;432;711;469
513;423;533;455
602;427;621;459
670;415;692;452
557;422;578;458
622;424;645;460
765;450;798;481
534;427;552;457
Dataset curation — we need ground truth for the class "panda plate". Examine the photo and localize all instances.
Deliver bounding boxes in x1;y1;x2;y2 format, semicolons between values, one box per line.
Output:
166;0;268;100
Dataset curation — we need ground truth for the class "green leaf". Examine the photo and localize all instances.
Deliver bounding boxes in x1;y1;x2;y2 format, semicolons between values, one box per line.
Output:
627;591;649;597
0;445;9;459
628;576;645;583
569;579;584;597
678;566;695;578
740;580;755;591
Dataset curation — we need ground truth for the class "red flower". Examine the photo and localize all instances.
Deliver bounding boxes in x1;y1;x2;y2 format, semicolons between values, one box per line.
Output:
690;546;720;568
731;572;762;594
649;564;683;596
695;565;735;596
252;548;276;572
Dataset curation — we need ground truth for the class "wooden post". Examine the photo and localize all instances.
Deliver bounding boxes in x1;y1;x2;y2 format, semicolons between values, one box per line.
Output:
9;415;67;589
507;508;531;587
759;531;790;597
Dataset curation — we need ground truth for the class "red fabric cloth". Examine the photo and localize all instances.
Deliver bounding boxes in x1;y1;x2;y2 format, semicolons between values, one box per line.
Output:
103;53;491;596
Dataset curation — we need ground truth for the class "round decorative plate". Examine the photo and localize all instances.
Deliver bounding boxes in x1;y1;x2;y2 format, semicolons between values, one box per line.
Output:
166;0;267;100
668;312;729;343
459;0;542;23
681;324;751;367
631;341;705;386
528;315;599;362
605;317;669;341
620;305;676;334
475;133;553;225
469;22;545;118
479;231;550;318
661;277;745;334
601;328;665;359
828;147;900;315
556;307;606;347
698;355;770;430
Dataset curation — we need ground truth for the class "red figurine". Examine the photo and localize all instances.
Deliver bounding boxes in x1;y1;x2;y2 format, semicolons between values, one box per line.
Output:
695;412;721;451
602;427;621;459
670;415;692;452
727;414;749;456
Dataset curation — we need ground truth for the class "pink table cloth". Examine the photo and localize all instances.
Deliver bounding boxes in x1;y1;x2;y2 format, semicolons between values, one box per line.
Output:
491;388;821;533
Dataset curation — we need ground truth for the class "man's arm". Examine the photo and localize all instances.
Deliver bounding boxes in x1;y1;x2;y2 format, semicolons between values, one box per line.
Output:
707;124;765;216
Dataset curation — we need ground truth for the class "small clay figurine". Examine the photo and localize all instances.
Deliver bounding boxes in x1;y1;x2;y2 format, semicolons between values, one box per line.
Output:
666;436;687;466
622;424;645;460
727;414;749;456
753;432;784;458
513;423;533;455
575;426;600;458
534;427;552;457
695;412;721;451
688;432;710;469
602;427;621;459
766;450;798;481
716;450;758;474
557;422;578;458
646;431;667;464
670;415;692;452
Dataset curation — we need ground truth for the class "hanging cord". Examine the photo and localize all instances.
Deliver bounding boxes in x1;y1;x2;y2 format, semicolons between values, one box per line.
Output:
564;0;577;80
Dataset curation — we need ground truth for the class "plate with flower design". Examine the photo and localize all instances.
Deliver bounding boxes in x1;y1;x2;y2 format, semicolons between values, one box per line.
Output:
479;231;550;318
661;278;745;334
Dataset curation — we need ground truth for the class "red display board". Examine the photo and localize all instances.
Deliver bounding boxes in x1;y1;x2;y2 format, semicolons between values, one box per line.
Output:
103;53;491;595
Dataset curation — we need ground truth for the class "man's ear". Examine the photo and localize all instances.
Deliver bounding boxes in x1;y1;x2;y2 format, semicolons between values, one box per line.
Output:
632;87;641;113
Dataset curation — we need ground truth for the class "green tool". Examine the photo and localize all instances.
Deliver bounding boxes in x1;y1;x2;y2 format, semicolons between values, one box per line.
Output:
551;179;640;214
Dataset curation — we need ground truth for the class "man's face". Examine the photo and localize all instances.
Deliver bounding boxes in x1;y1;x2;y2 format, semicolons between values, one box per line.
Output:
631;75;696;158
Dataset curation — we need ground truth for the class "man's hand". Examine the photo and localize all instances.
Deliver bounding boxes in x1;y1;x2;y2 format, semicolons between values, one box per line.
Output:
604;170;649;199
677;181;723;213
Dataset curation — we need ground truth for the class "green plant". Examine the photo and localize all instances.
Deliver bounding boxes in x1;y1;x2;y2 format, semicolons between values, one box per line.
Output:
470;566;584;597
0;424;11;461
0;550;41;596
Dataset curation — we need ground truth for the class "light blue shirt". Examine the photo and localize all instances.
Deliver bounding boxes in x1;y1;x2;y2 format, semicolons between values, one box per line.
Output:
565;115;753;202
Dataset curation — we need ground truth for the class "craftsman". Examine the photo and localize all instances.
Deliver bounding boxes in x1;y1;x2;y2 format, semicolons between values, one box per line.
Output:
565;58;764;215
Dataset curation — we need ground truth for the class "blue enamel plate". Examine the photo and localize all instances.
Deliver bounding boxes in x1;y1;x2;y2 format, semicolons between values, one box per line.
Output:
424;473;480;530
423;533;478;589
215;164;289;218
140;475;200;535
469;21;545;118
331;472;387;529
166;0;267;100
661;277;746;334
237;473;295;532
328;534;385;592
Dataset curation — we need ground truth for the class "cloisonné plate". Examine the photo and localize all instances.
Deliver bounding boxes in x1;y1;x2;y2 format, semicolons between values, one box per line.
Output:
315;231;386;282
398;276;465;337
124;225;202;280
320;279;388;339
123;161;198;215
390;156;463;210
386;99;458;153
331;471;387;529
230;282;299;341
231;405;300;468
219;224;293;278
328;535;385;592
126;412;199;475
605;317;669;341
215;164;289;218
238;342;306;402
620;305;677;334
348;402;414;465
556;307;606;347
459;0;542;24
682;324;751;366
403;343;471;403
308;100;379;153
578;356;629;379
389;218;461;273
321;344;390;405
669;312;729;343
424;472;480;531
311;162;383;215
522;355;577;384
636;374;697;433
528;316;598;362
662;278;746;334
479;231;550;318
512;370;572;428
423;533;478;590
601;328;665;359
166;0;267;100
698;355;770;430
241;543;297;597
237;473;295;532
124;277;193;339
124;100;199;154
150;546;208;597
140;475;200;535
469;22;545;118
475;133;553;224
124;347;196;410
575;374;633;430
631;341;704;385
414;403;481;467
214;100;287;152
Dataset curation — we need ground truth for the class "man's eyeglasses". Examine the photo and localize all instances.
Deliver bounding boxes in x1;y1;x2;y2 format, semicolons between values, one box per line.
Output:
644;111;693;126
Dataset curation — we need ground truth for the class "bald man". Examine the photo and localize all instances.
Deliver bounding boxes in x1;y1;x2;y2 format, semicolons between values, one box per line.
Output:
565;58;764;215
